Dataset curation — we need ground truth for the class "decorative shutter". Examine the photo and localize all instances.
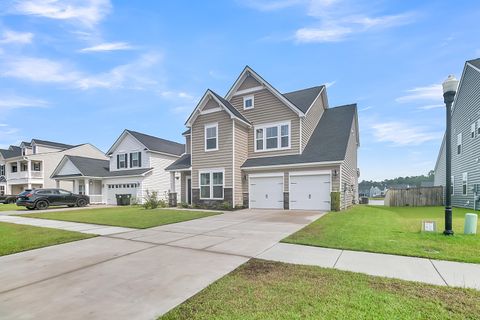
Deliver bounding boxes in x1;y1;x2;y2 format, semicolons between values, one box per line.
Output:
138;152;142;167
117;154;120;169
130;153;133;168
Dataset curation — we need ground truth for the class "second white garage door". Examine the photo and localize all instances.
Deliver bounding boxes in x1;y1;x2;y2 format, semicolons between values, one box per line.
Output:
289;172;331;211
249;175;284;209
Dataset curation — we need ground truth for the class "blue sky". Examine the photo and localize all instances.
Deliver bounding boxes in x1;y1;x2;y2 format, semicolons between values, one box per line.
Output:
0;0;479;181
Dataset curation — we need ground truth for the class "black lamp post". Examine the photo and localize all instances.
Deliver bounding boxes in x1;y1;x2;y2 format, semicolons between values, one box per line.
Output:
443;75;459;236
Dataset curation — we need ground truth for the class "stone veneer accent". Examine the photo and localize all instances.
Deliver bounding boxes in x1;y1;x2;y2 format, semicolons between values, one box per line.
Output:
192;188;233;208
283;192;289;210
243;192;249;208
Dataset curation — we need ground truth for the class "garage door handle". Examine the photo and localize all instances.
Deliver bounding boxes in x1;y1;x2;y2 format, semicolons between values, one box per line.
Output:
308;194;311;199
265;194;268;199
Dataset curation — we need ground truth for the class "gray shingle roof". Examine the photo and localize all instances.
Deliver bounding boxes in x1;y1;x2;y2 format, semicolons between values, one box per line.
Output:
52;155;152;178
0;146;22;159
242;104;357;168
468;58;480;69
32;139;75;150
165;154;191;171
283;86;324;114
210;91;251;124
126;130;185;156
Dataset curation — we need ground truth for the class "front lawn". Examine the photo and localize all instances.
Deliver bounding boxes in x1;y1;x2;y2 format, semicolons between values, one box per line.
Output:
0;203;24;212
0;222;94;256
284;205;480;263
22;206;220;228
161;259;480;320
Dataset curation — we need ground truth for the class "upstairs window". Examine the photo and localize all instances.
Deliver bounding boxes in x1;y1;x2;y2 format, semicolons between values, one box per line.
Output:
205;123;218;151
22;148;26;156
477;120;480;135
457;133;462;154
32;145;37;154
471;123;476;138
462;172;468;195
20;163;28;171
0;165;4;176
130;152;141;168
11;163;17;173
243;95;254;110
117;153;127;169
33;162;41;171
255;122;290;151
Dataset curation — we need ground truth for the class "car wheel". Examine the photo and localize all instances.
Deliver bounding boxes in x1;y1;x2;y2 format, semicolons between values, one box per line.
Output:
76;199;87;207
35;200;49;210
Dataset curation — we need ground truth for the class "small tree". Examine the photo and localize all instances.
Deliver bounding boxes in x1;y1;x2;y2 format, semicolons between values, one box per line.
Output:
143;190;160;209
331;192;341;211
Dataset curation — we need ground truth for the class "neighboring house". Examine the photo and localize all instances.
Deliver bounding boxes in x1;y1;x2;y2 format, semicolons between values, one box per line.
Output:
0;139;106;195
369;186;382;198
166;66;359;210
434;58;480;209
51;130;184;204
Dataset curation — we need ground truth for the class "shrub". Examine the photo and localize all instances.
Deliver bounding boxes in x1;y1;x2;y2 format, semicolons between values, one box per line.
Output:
130;197;139;206
221;201;233;211
331;192;340;211
180;202;189;208
143;190;161;209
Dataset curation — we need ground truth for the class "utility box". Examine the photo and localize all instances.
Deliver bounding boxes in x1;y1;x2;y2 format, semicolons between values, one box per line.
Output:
464;213;478;235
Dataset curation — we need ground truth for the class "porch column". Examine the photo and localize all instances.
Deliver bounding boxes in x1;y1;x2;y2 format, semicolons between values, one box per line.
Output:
55;180;60;188
84;178;90;195
27;160;31;179
72;180;77;193
169;171;177;207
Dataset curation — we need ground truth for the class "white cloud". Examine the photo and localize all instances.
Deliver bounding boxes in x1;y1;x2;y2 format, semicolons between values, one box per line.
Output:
371;122;442;146
240;0;303;11
396;84;443;103
6;0;111;28
325;80;336;88
159;91;195;101
0;30;34;44
418;104;444;110
80;42;133;52
296;25;351;42
0;95;49;110
359;106;372;112
0;53;163;90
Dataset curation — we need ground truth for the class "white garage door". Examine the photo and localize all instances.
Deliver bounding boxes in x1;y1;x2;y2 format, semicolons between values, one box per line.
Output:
249;175;284;209
106;183;139;205
290;173;331;211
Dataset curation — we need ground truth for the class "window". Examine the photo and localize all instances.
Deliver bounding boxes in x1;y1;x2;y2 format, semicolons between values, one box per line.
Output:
477;120;480;135
472;123;476;138
255;122;290;151
130;152;141;168
36;190;52;195
0;185;4;196
457;133;462;154
20;163;28;172
0;165;4;176
33;162;41;171
451;176;454;195
462;172;468;195
58;190;71;195
32;145;37;154
199;170;224;199
117;153;127;169
22;148;26;156
205;123;218;151
243;95;254;109
11;163;17;173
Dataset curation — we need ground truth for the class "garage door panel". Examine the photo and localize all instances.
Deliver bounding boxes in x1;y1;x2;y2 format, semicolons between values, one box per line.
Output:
290;174;330;211
249;176;283;209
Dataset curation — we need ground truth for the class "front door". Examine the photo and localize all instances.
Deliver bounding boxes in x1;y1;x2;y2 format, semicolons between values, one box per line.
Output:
186;176;192;205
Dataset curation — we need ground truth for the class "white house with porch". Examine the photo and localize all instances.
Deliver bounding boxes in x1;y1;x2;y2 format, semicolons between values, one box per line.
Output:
51;130;185;205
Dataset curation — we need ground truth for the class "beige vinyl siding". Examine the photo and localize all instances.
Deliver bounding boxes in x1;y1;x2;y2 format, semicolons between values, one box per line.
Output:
185;135;191;154
191;110;233;188
203;97;220;110
234;121;249;206
238;75;261;91
340;118;359;209
301;90;325;151
230;89;300;158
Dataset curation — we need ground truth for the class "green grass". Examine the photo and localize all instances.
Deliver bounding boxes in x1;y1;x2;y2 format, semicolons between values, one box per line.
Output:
161;259;480;320
283;205;480;263
0;203;24;211
22;206;220;228
0;222;94;256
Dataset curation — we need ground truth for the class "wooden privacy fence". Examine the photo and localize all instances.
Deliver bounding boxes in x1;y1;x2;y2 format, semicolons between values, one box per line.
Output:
385;187;443;207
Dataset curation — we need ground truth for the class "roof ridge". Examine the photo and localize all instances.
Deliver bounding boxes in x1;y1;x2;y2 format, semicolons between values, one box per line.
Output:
282;85;325;95
126;129;184;146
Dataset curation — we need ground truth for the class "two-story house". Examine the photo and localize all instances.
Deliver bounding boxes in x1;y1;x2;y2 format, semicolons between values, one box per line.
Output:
166;66;359;210
0;139;106;195
51;129;184;204
434;58;480;209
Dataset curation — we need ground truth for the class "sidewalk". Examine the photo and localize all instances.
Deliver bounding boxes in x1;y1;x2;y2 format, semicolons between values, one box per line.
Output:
257;243;480;290
0;215;135;235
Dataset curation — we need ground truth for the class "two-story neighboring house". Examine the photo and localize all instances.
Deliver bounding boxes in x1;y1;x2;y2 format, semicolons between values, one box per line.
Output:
166;66;359;210
51;129;184;204
434;58;480;209
0;139;106;195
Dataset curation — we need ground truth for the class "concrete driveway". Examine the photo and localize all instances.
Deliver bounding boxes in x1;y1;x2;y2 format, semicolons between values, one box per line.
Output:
0;209;322;320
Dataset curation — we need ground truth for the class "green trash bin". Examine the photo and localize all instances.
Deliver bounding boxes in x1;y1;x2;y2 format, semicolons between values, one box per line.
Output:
464;213;478;235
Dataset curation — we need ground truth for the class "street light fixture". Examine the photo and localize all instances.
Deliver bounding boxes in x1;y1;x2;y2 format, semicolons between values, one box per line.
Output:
442;74;459;236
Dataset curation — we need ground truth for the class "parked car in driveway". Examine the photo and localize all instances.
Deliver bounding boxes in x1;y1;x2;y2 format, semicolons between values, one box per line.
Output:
0;194;17;204
16;189;89;210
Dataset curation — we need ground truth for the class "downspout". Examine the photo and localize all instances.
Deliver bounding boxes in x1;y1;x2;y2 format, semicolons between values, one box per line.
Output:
232;119;235;208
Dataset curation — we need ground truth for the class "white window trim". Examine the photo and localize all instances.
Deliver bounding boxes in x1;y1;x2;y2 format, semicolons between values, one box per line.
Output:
254;121;291;152
204;123;218;152
477;119;480;136
462;172;468;195
130;151;141;168
457;133;462;154
199;168;225;200
243;95;254;110
471;123;476;138
118;153;128;169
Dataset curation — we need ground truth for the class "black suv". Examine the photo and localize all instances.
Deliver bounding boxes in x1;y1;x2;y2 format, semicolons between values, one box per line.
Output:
16;189;90;210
